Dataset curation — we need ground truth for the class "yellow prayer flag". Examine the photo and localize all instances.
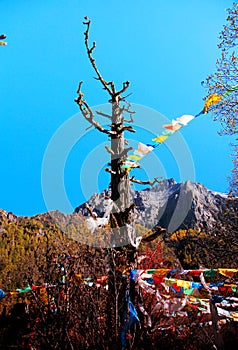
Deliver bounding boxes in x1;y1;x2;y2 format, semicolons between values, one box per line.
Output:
218;268;238;278
231;312;238;322
204;93;222;113
152;135;169;143
164;278;177;286
154;268;170;276
176;280;191;289
128;155;141;161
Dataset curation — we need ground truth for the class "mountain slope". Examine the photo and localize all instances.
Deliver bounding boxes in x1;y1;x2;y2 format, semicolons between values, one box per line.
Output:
75;178;231;233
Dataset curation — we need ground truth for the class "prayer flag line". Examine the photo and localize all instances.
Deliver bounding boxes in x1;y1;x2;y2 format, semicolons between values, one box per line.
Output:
122;84;238;172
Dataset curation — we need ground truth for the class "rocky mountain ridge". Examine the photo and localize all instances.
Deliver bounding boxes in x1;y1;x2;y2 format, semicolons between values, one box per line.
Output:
1;179;233;234
75;178;231;233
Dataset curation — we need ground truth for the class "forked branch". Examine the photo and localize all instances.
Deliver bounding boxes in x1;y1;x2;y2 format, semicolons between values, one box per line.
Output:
83;17;114;96
83;17;130;99
75;81;116;135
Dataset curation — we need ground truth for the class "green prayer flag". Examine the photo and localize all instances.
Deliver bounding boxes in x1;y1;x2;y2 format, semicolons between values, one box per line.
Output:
223;83;238;97
145;269;156;274
162;129;174;136
223;90;233;97
16;285;32;293
203;269;217;277
183;288;195;295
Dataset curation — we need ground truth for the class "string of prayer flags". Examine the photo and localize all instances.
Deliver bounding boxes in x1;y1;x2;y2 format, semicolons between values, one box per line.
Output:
120;81;238;172
130;268;238;280
131;268;238;322
0;274;111;301
130;268;238;297
122;114;194;171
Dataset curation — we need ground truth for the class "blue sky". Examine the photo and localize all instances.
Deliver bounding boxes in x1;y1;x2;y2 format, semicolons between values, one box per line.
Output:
0;0;236;216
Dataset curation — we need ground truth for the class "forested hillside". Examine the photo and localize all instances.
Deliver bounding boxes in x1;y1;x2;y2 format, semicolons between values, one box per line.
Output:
0;196;238;349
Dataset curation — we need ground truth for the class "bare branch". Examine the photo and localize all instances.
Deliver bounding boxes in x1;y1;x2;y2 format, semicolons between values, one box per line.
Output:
107;81;116;94
123;114;134;123
85;124;93;131
115;81;130;97
117;125;136;134
119;92;132;101
75;81;116;135
105;167;116;175
107;147;133;161
83;19;113;96
105;145;115;155
130;176;162;186
117;147;133;158
121;101;136;115
96;110;112;119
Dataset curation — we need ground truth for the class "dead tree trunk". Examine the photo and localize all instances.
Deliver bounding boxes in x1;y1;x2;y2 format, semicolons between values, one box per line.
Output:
110;98;133;245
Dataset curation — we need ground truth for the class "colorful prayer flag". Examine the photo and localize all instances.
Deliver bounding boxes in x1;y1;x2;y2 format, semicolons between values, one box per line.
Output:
204;93;222;113
128;155;142;161
175;114;194;126
138;142;154;154
163;123;182;131
152;135;169;143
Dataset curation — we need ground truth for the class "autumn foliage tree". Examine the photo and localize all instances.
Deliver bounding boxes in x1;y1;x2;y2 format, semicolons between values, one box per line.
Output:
202;3;238;194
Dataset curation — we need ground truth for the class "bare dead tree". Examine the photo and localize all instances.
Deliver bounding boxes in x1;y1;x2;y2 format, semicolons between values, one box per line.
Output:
75;18;136;239
74;17;142;346
75;17;167;347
